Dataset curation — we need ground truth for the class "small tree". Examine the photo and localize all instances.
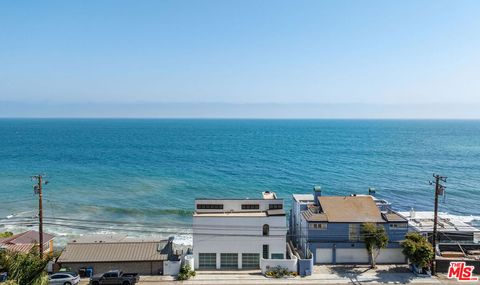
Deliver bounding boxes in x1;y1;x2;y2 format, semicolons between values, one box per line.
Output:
401;232;434;270
0;247;50;285
361;223;388;268
0;232;13;238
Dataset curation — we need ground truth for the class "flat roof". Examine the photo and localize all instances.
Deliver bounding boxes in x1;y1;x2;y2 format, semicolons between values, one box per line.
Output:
194;211;267;217
194;210;286;217
292;194;314;202
398;211;480;233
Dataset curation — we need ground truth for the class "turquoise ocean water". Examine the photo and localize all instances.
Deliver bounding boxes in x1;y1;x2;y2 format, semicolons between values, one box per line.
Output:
0;119;479;244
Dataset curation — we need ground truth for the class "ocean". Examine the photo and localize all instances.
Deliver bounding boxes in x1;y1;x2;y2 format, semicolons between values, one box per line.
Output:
0;119;479;245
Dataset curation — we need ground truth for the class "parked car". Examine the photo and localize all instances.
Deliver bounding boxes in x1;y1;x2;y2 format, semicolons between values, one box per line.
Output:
89;270;139;285
49;272;80;285
0;272;7;283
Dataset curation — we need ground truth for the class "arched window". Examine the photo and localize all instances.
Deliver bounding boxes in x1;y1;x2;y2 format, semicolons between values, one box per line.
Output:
263;224;269;236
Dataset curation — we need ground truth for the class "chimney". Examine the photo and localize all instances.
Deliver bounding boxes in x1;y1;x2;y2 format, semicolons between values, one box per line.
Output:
368;187;376;196
313;185;322;205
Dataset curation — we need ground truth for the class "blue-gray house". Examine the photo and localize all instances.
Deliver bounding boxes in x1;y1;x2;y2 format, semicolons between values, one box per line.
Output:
291;187;408;265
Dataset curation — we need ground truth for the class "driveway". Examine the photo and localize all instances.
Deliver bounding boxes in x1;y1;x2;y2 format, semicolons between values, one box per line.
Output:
311;264;438;284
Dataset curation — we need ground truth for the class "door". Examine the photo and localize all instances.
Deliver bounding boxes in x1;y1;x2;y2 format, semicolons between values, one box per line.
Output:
198;253;217;269
315;248;333;264
336;248;369;264
101;272;118;285
376;248;406;264
242;253;260;269
220;253;238;269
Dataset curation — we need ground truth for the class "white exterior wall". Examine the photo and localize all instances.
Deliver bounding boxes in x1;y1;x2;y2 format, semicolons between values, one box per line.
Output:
195;199;282;213
193;212;287;269
183;254;194;269
260;258;297;273
260;241;298;273
163;260;181;276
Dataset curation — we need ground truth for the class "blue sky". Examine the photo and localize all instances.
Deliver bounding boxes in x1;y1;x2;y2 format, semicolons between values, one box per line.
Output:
1;1;479;117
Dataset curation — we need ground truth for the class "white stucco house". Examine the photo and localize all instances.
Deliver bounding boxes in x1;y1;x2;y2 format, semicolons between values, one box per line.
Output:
192;191;288;270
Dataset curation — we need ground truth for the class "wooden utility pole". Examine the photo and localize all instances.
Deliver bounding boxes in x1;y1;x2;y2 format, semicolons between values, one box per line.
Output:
32;174;47;258
430;173;446;275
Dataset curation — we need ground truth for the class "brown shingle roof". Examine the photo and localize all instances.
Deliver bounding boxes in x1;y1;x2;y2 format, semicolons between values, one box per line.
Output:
5;230;54;244
315;196;384;223
57;241;169;263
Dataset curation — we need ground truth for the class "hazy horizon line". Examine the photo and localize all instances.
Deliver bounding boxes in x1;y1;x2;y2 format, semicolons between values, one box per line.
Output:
1;101;480;119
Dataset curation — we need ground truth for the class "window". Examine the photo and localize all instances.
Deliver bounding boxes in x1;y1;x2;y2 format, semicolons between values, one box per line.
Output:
51;275;67;279
199;253;217;269
241;204;260;210
262;245;269;259
103;272;116;278
197;204;224;210
309;223;327;230
349;224;360;241
220;253;238;269
242;253;260;268
271;253;284;259
389;223;408;230
263;224;269;236
269;204;283;210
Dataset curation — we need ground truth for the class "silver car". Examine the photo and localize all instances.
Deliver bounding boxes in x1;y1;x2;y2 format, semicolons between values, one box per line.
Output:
49;272;80;285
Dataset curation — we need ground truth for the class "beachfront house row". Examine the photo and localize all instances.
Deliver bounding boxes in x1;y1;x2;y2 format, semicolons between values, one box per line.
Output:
291;186;409;265
192;191;288;270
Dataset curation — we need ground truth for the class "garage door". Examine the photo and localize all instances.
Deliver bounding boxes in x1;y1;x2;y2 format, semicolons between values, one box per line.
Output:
376;248;406;264
336;248;369;264
242;253;260;269
315;248;333;264
220;253;239;269
199;253;216;269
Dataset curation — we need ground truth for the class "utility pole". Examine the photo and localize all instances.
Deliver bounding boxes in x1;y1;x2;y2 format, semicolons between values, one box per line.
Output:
429;173;446;275
32;174;48;258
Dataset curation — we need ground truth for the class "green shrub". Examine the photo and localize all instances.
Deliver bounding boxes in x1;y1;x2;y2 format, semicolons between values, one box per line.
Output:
177;264;195;281
401;232;434;269
264;266;296;278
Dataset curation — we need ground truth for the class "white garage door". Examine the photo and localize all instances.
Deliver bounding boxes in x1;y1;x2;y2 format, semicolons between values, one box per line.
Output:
336;248;369;264
315;248;333;264
376;248;406;264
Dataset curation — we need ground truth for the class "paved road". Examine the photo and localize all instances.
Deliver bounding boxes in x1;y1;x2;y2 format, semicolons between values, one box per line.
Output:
79;274;446;285
78;266;479;285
